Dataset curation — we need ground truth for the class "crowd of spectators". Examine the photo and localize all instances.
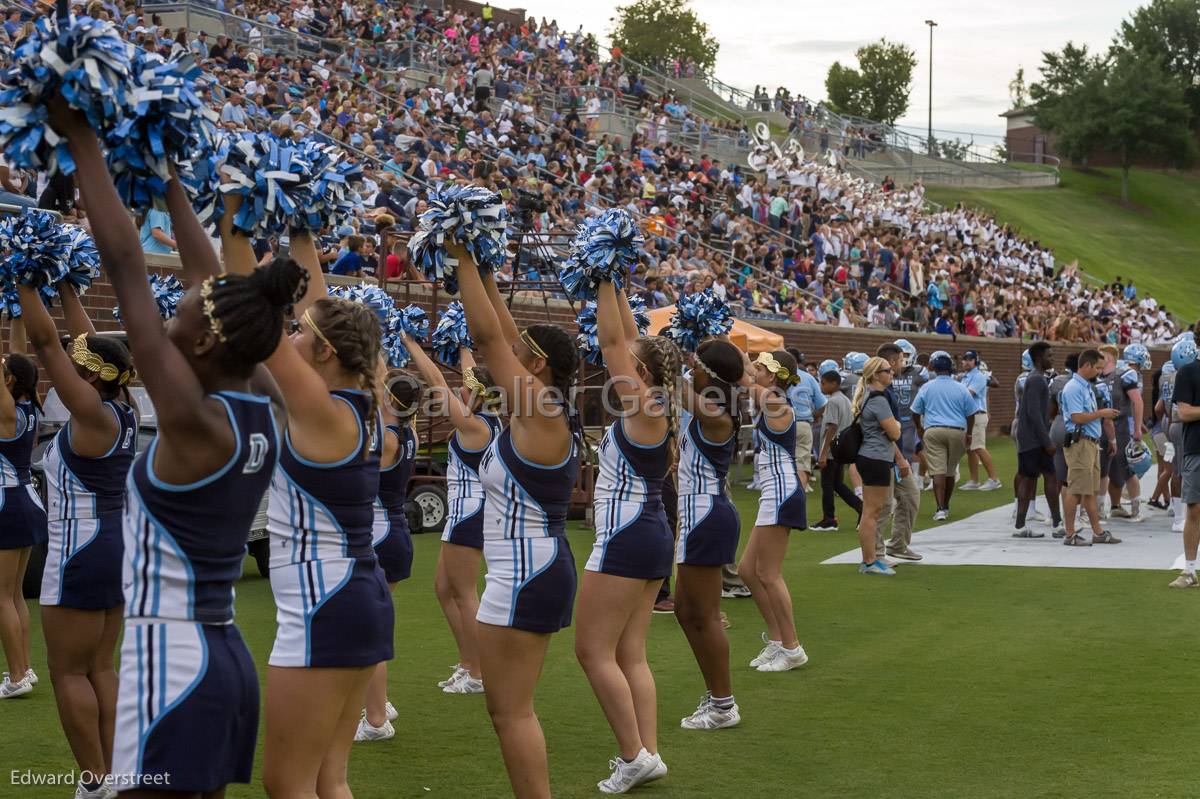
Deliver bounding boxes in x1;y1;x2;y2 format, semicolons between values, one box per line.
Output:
0;0;1186;345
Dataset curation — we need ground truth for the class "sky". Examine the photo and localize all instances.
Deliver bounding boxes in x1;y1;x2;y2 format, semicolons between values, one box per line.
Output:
512;0;1142;140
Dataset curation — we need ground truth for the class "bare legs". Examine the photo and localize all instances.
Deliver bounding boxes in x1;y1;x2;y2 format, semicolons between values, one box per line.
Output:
672;565;729;698
434;543;483;679
0;547;31;678
575;573;660;759
738;526;798;647
363;582;399;728
858;485;891;563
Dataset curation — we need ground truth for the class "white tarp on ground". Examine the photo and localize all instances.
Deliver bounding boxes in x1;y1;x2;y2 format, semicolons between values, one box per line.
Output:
821;466;1191;571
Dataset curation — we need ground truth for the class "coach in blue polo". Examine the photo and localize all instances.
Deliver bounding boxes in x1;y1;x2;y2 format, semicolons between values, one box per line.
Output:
912;351;977;521
786;348;826;491
1060;348;1121;547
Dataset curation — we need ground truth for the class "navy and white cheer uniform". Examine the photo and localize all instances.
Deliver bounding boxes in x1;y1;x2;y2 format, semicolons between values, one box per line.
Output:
676;414;740;565
267;389;393;667
442;412;502;548
114;392;277;793
476;426;580;633
40;400;136;609
752;409;807;529
0;400;46;549
372;423;415;583
586;418;673;580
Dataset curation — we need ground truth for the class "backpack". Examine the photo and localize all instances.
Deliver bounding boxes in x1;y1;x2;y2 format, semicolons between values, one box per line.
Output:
832;390;886;464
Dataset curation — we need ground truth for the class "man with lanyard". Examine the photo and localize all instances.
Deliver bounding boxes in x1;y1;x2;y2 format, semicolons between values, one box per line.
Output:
1012;342;1063;538
1167;337;1200;587
873;343;923;560
1101;344;1148;523
1047;353;1079;537
1060;349;1121;547
785;348;825;492
958;350;1002;491
912;351;976;522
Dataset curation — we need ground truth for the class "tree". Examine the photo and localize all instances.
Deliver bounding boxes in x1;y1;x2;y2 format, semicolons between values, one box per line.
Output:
822;39;917;124
1008;67;1028;109
1115;0;1200;124
610;0;718;73
1030;43;1109;164
1098;51;1196;202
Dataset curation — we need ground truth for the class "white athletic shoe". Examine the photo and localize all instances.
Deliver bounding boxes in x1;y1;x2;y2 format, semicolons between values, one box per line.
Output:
1031;510;1048;523
933;509;949;522
598;748;659;794
0;673;32;698
680;694;741;730
385;701;398;722
444;672;484;694
979;478;1002;491
1173;517;1186;533
756;645;809;672
645;752;668;783
73;782;116;799
438;664;466;689
353;715;395;742
958;480;980;490
749;632;781;668
24;667;37;686
1125;511;1146;524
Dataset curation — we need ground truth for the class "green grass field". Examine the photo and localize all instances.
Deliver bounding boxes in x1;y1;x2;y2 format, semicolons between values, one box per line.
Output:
926;167;1200;322
6;439;1196;798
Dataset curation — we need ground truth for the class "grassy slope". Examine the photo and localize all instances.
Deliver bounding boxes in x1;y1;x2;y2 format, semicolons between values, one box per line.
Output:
926;167;1200;323
9;440;1197;798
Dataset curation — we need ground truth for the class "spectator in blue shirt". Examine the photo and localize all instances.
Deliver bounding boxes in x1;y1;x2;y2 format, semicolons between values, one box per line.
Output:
139;209;175;254
1060;349;1121;545
330;235;366;277
958;351;1002;491
784;348;826;490
912;352;977;520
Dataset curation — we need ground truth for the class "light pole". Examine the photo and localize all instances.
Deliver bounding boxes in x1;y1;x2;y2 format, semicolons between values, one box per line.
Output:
925;19;937;155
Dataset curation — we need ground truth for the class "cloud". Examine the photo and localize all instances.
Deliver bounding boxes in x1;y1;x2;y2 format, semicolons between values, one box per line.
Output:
770;39;869;55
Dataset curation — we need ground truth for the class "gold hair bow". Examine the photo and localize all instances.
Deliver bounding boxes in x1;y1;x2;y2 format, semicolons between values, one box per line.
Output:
755;351;791;383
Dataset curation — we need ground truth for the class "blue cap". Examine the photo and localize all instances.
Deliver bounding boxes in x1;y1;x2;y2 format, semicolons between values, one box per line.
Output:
930;351;954;372
818;359;840;377
962;350;979;361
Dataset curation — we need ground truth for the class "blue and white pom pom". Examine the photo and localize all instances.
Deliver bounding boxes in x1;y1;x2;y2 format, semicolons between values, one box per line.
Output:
1;286;20;320
179;129;229;227
105;50;217;212
574;296;653;367
327;283;396;328
560;209;643;301
112;273;185;323
407;184;509;294
664;289;733;352
0;14;133;173
383;304;429;368
306;139;364;232
60;224;100;295
431;300;473;366
219;131;316;237
627;293;651;335
0;209;69;306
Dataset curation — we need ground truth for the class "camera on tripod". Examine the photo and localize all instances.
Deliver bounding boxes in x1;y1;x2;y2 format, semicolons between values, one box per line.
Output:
514;187;549;216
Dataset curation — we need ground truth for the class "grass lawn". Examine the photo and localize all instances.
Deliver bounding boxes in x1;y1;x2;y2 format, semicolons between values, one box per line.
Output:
7;439;1196;798
926;167;1200;323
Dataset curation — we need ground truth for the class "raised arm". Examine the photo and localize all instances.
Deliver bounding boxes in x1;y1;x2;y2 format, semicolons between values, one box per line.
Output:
8;319;26;355
17;284;117;453
286;231;328;317
59;284;97;338
403;334;490;445
615;287;640;343
480;260;520;344
166;175;221;282
49;100;219;454
0;349;15;437
217;194;259;276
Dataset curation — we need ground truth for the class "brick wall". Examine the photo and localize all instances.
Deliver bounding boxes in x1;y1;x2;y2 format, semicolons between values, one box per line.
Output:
3;260;1167;436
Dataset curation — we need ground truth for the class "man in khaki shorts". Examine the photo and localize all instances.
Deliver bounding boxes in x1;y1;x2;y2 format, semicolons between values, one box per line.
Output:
912;351;977;521
1060;349;1121;546
958;350;1002;491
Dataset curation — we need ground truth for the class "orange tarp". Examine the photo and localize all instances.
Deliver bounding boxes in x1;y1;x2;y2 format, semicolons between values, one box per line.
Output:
646;306;785;353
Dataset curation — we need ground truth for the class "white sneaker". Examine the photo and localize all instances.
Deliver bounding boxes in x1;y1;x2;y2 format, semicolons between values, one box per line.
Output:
73;782;116;799
1123;511;1146;524
680;695;740;730
0;673;32;698
748;632;781;668
353;715;395;742
25;667;37;687
597;748;659;794
959;480;980;490
1173;518;1186;533
1031;510;1048;523
756;645;809;672
979;478;1002;491
438;664;466;689
385;701;398;722
444;671;484;694
933;509;948;522
645;753;668;783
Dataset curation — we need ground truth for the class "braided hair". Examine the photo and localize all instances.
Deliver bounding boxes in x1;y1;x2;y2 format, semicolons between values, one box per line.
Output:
83;335;136;406
385;370;422;420
207;257;309;378
525;323;584;453
310;296;384;454
635;335;682;468
3;354;41;412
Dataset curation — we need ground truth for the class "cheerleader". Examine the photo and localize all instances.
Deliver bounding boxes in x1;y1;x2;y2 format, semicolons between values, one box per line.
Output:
452;238;581;799
356;370;422;741
220;202;392;798
404;338;501;695
17;280;134;792
576;282;677;792
52;104;303;795
740;350;810;673
674;339;745;730
0;339;44;700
